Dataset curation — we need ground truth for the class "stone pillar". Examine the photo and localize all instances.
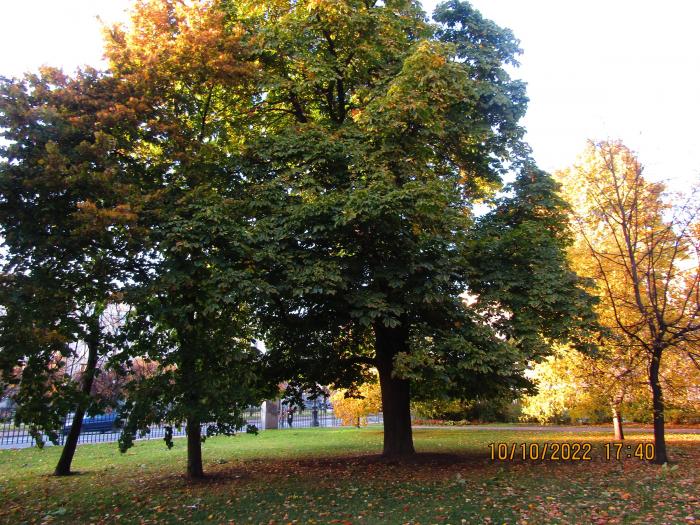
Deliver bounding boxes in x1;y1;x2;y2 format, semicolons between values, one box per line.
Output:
261;400;280;430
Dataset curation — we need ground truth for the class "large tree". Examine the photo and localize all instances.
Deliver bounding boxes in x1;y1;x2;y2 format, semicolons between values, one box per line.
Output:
241;0;597;456
557;140;700;464
103;0;269;478
0;68;142;475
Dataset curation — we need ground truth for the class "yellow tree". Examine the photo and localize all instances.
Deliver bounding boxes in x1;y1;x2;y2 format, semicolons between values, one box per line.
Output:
521;348;578;425
557;140;700;464
522;345;646;438
642;350;700;424
330;378;382;428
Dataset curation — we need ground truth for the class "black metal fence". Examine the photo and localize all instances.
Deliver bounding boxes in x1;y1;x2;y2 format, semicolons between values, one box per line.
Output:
0;406;262;449
277;406;342;428
0;405;381;449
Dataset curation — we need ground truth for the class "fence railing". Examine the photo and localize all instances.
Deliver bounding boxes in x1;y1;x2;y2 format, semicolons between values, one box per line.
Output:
0;407;262;449
277;407;342;429
0;406;385;449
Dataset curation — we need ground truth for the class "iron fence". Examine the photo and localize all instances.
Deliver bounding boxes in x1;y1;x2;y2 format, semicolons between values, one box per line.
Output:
0;406;262;449
0;406;382;449
277;406;342;429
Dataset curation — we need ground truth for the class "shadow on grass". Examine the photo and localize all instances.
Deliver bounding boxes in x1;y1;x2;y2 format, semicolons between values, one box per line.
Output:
134;451;494;490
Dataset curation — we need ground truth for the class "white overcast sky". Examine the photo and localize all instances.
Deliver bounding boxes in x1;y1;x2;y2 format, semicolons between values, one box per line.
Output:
1;0;699;190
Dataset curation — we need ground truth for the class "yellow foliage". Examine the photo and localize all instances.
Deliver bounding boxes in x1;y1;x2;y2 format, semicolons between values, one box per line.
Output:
521;346;623;424
528;141;700;429
106;0;252;82
330;379;382;428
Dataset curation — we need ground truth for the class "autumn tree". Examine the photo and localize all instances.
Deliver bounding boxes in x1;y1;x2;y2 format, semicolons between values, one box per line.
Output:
0;0;599;470
103;0;269;478
88;357;159;407
330;376;382;427
0;68;142;475
522;345;646;438
557;140;700;464
243;0;597;457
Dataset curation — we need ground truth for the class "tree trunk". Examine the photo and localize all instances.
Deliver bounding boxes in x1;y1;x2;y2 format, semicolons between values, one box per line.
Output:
649;351;668;464
186;415;204;478
180;332;204;479
375;323;415;458
611;405;624;441
54;341;99;476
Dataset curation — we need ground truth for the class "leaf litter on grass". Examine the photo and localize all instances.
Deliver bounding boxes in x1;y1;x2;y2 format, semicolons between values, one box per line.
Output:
0;429;698;524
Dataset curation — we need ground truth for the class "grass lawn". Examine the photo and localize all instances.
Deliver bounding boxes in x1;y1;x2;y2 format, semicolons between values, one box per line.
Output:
1;427;698;524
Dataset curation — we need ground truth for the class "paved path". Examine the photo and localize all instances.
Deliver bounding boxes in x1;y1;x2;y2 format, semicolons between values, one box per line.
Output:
413;424;700;434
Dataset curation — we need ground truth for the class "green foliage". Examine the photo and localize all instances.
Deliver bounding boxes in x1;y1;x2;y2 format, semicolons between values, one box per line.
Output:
413;396;522;423
0;68;142;448
466;169;599;359
243;0;595;417
1;0;600;464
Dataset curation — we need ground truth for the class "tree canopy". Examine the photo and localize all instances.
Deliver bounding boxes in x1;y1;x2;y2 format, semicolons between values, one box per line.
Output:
556;140;700;463
103;0;271;478
0;67;143;475
0;0;600;469
242;0;597;456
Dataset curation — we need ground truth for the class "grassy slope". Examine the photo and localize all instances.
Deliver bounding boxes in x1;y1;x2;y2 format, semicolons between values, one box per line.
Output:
1;427;698;524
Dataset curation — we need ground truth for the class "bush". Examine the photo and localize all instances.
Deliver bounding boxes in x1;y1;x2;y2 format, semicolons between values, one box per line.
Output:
412;397;522;423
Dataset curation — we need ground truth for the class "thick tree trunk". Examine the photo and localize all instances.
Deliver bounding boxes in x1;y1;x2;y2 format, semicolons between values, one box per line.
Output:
649;351;668;464
186;416;204;478
611;405;624;441
375;323;415;458
55;341;99;476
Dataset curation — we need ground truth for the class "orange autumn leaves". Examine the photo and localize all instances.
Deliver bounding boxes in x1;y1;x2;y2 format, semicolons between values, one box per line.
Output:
104;0;254;85
103;0;258;158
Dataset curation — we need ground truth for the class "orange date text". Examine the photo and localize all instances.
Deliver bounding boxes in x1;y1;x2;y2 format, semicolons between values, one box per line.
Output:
488;442;593;461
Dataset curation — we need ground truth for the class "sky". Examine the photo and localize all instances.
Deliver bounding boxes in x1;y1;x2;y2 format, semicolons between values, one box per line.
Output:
1;0;699;190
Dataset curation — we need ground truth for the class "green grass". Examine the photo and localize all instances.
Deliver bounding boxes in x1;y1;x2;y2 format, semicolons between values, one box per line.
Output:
1;427;699;524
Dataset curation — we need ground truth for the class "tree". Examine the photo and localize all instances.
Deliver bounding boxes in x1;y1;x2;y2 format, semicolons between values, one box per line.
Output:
523;344;700;434
103;0;269;478
243;0;597;457
88;357;159;407
0;67;142;475
557;140;700;464
522;345;646;438
330;376;382;427
0;0;599;470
